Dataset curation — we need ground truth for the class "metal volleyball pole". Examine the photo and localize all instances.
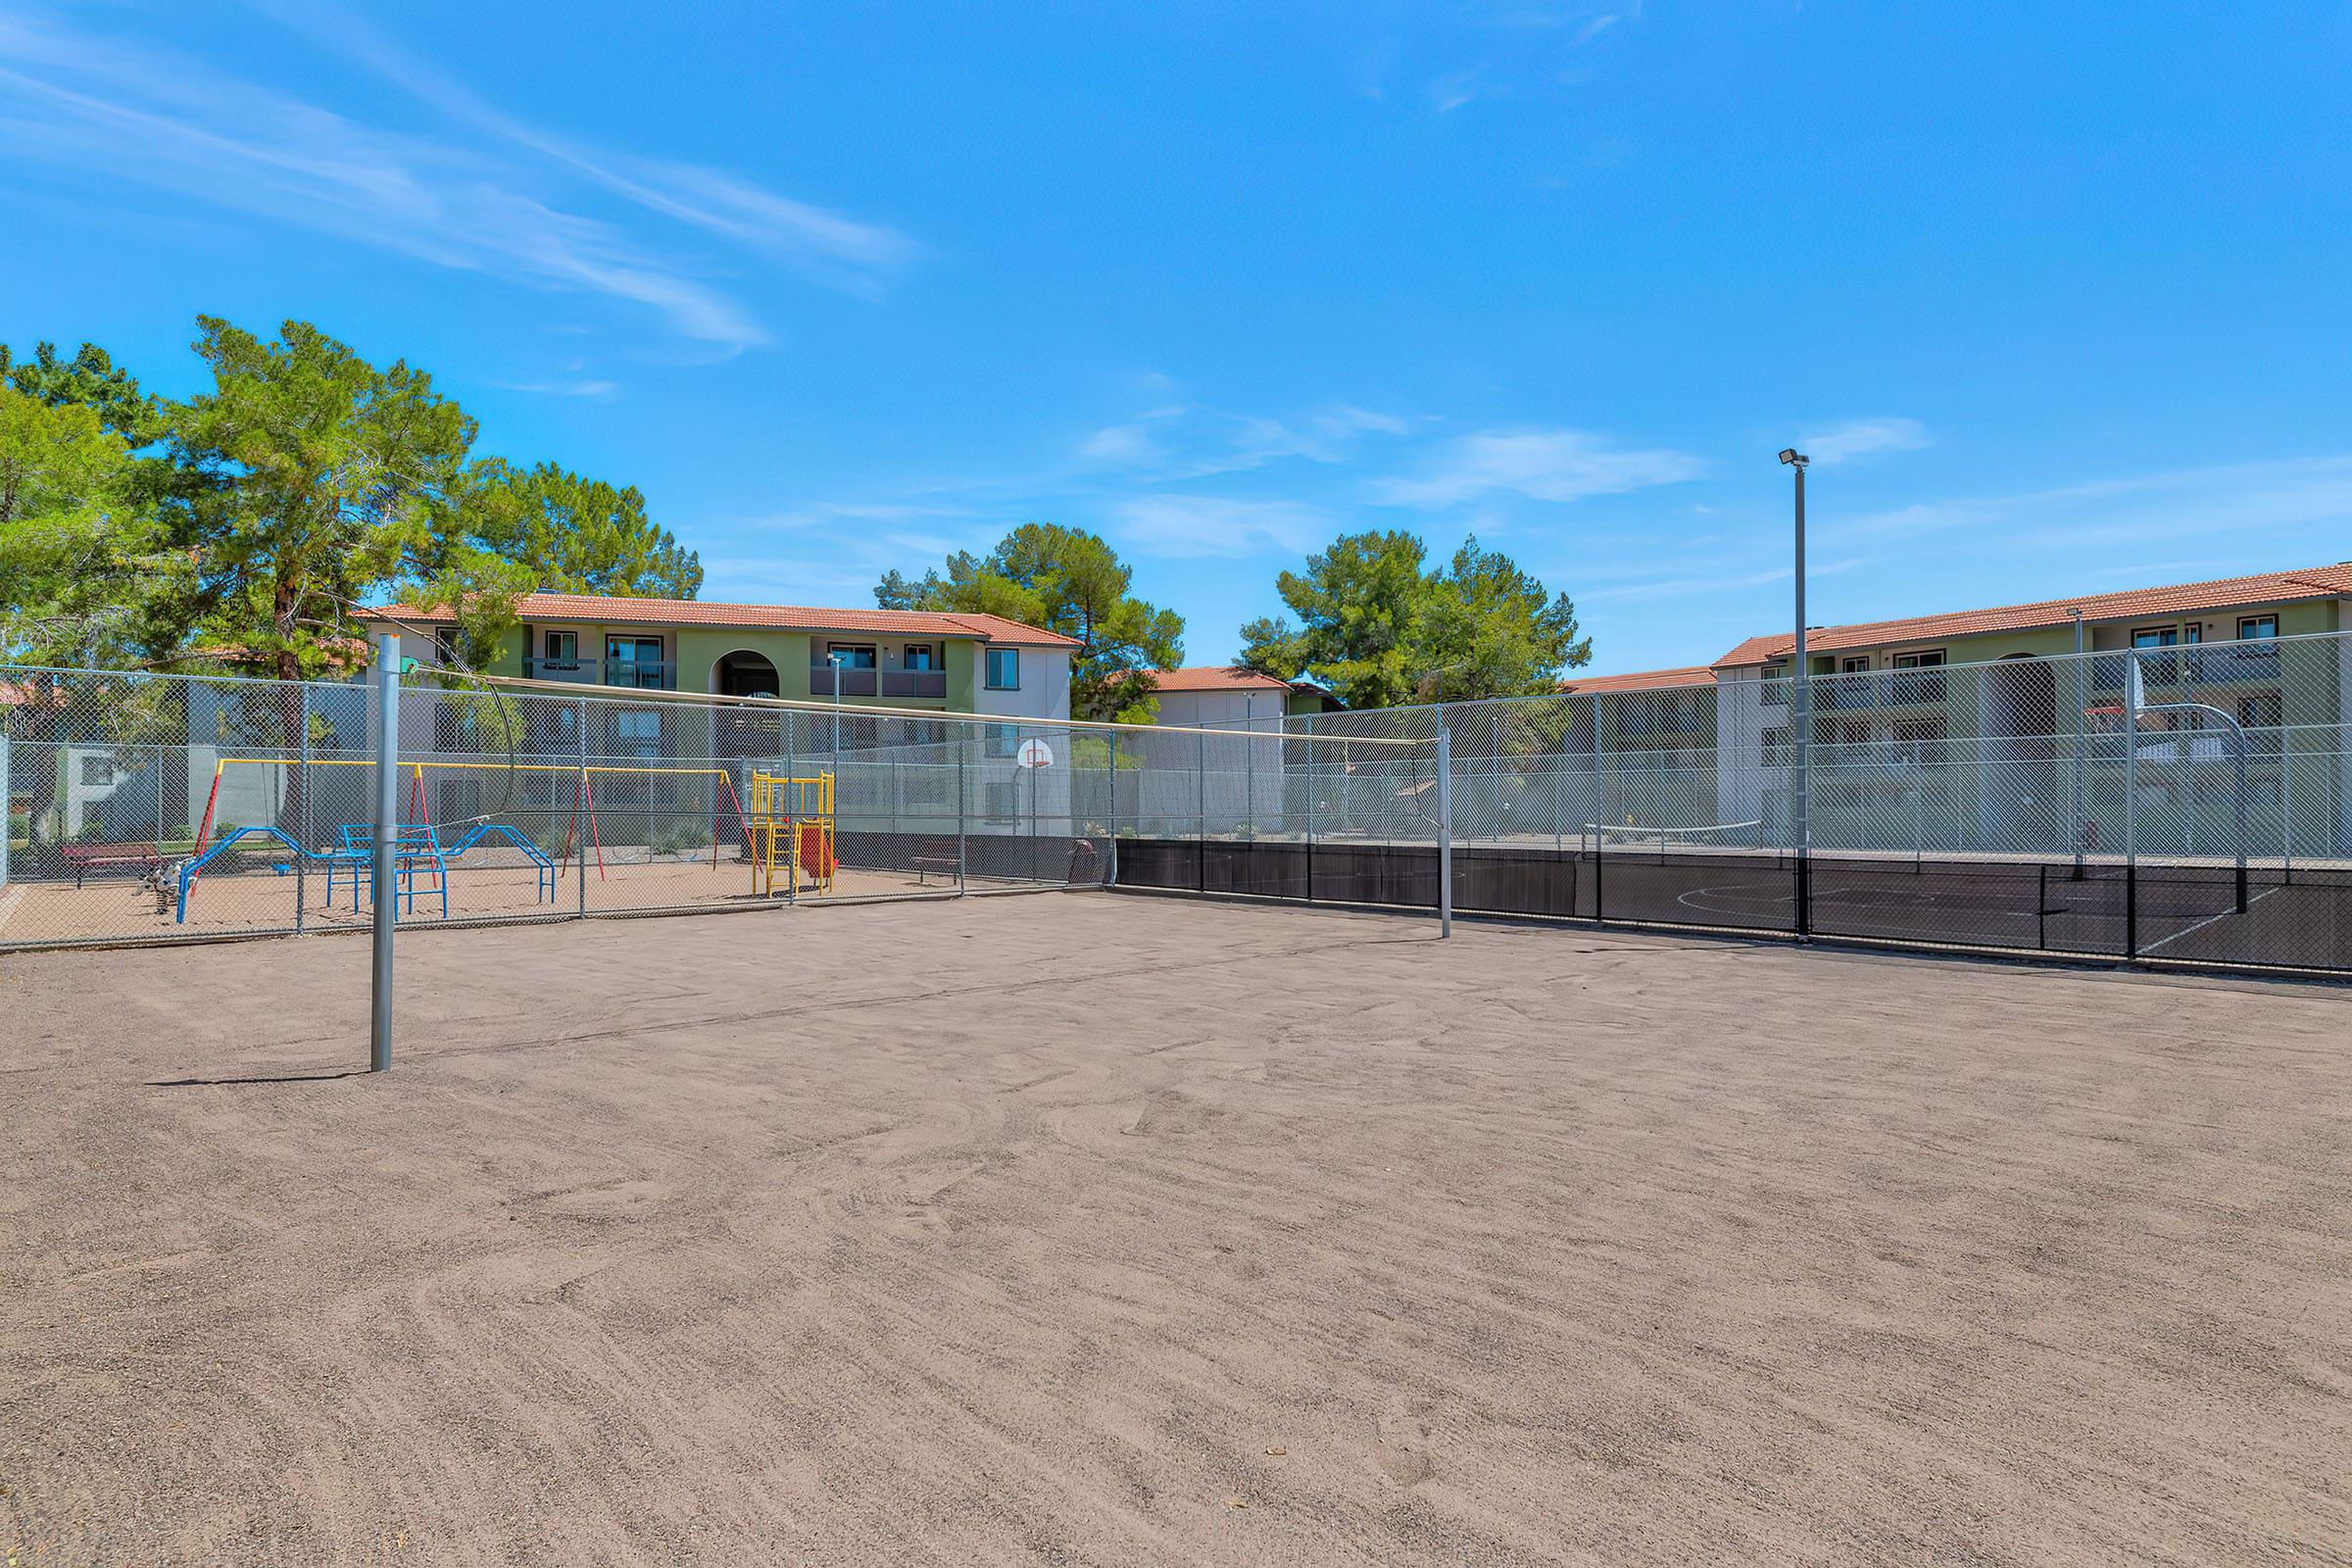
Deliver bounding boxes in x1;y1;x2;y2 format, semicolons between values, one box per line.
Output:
370;632;399;1073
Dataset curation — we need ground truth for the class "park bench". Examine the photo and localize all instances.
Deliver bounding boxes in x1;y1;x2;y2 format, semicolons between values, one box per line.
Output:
911;837;961;886
58;842;163;889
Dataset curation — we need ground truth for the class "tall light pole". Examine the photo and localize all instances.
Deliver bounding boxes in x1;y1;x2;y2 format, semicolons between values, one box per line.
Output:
1779;448;1810;942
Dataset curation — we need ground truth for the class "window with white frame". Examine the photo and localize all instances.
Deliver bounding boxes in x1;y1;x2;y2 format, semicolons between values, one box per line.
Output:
985;647;1020;690
2238;613;2279;640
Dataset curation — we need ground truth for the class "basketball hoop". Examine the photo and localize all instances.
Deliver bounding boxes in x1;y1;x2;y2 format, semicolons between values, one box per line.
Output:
1015;738;1054;769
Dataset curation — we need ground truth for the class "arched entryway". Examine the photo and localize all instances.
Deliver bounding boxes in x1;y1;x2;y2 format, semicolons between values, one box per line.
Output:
713;650;780;699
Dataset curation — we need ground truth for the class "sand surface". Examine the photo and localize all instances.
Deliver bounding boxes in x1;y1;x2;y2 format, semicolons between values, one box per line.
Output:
4;893;2349;1565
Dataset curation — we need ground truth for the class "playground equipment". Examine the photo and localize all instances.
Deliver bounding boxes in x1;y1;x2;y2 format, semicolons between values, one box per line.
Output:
746;769;835;897
173;820;558;922
175;756;744;922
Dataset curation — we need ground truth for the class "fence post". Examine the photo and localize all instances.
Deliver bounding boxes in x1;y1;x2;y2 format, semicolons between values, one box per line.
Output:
1304;734;1316;903
2124;652;2139;959
785;711;798;906
1436;726;1453;937
956;729;968;895
1197;728;1208;894
1;732;11;892
293;688;309;932
1105;729;1119;889
369;633;399;1073
576;700;588;921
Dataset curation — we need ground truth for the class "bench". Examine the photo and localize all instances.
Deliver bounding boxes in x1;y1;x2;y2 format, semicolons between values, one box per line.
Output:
911;840;960;886
58;842;163;889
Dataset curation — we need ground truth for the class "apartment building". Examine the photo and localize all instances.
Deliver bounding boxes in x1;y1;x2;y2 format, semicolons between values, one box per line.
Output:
1699;564;2352;848
1135;666;1342;730
363;591;1077;726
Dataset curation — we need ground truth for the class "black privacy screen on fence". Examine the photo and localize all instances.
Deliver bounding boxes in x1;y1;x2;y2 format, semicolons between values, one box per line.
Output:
1110;838;2352;972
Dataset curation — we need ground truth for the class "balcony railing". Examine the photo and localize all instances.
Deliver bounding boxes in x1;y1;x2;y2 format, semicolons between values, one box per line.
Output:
885;669;947;699
810;665;877;697
806;666;948;699
521;657;675;690
602;660;675;691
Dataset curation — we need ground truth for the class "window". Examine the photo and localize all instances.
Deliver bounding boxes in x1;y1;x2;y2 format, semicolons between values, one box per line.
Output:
2183;621;2205;645
902;644;936;671
2132;625;2180;649
608;635;662;662
827;643;877;669
78;755;115;787
612;710;662;759
2238;614;2279;640
544;630;578;661
985;647;1020;690
1840;656;1871;673
983;782;1017;822
2238;694;2282;727
1892;715;1947;763
985;723;1019;760
1888;648;1945;704
434;625;462;667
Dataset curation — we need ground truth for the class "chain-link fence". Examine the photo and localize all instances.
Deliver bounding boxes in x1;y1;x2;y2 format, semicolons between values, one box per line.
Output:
1104;629;2352;974
8;630;2349;972
0;662;1444;950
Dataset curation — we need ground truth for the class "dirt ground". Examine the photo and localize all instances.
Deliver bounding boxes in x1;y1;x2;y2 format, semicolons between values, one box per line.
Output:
0;856;989;946
3;894;2348;1566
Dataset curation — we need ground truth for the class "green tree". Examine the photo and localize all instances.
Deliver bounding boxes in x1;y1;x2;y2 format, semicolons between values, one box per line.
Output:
0;386;191;666
456;458;702;599
877;523;1184;721
1238;530;1589;709
2;340;169;446
171;317;495;680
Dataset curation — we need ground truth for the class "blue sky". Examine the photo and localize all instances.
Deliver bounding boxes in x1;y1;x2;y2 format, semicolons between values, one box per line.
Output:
5;2;2350;673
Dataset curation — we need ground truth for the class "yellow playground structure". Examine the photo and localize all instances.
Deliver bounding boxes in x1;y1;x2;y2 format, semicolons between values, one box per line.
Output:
746;769;836;897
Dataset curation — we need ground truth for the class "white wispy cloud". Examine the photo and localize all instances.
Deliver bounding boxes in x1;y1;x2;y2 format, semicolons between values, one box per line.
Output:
238;0;912;298
1370;427;1703;507
1583;557;1864;603
1824;453;2352;553
1075;401;1416;478
1429;67;1493;114
1077;423;1162;466
0;7;909;347
501;379;621;400
1112;496;1332;560
1800;416;1932;465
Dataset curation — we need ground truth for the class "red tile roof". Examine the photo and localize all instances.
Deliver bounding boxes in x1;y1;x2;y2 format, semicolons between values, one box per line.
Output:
1143;665;1298;694
361;593;1079;648
1558;665;1716;695
1712;563;2352;668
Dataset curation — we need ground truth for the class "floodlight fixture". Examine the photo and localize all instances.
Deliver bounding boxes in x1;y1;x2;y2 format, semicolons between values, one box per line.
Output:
1779;448;1808;467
